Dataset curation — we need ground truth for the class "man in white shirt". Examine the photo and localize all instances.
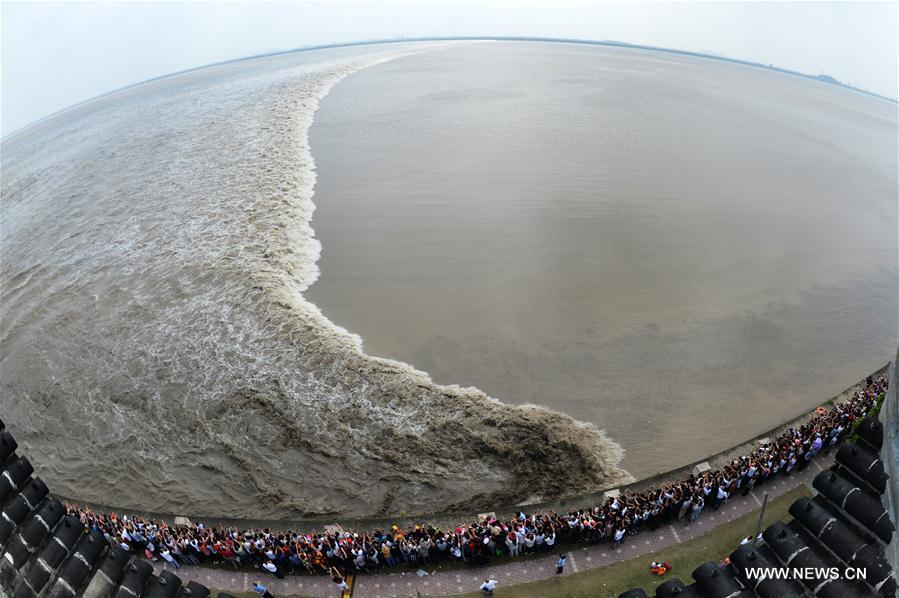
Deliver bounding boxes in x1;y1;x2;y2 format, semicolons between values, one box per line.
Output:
714;486;728;510
160;548;180;569
480;579;498;596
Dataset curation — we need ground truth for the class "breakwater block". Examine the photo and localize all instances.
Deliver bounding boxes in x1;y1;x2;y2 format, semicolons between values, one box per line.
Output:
694;462;711;475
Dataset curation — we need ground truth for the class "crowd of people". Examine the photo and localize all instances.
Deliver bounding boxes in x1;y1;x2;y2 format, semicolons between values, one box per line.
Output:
64;375;888;580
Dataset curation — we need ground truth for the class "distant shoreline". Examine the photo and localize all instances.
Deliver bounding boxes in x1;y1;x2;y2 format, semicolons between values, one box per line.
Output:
4;35;894;143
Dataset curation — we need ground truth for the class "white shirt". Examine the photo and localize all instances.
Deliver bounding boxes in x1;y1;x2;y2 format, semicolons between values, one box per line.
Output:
480;580;497;591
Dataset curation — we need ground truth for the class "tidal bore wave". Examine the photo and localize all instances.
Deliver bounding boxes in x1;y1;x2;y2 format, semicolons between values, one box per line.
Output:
0;42;631;519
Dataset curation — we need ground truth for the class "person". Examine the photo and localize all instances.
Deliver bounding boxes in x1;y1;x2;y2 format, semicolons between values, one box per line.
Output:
330;567;349;592
523;532;536;555
160;547;180;569
252;582;275;598
811;435;823;456
545;528;556;552
262;559;282;577
678;496;693;520
505;531;519;557
714;485;728;510
690;496;704;522
480;578;498;596
556;554;567;574
450;540;463;560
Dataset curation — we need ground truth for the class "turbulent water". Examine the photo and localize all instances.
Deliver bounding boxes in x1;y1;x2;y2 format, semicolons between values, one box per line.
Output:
3;40;897;520
0;41;633;520
306;42;898;478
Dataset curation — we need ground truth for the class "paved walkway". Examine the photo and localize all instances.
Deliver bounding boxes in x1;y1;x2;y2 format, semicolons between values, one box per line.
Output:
151;461;824;598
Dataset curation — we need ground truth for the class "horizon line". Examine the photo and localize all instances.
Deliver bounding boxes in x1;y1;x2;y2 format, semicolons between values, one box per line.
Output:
3;35;896;143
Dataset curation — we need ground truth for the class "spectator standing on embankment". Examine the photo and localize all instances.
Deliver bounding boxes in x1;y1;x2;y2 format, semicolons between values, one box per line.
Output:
556;554;567;574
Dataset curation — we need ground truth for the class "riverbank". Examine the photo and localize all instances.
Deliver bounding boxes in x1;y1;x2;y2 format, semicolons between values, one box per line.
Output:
439;485;815;598
147;463;820;597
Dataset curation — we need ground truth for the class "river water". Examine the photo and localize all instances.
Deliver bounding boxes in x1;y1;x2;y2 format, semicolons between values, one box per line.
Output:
0;41;633;520
307;41;898;477
1;40;895;519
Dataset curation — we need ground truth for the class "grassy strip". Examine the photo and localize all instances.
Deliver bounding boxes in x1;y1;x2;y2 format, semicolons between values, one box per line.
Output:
440;484;813;598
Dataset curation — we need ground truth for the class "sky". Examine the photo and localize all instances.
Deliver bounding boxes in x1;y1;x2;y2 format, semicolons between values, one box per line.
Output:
2;1;897;136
